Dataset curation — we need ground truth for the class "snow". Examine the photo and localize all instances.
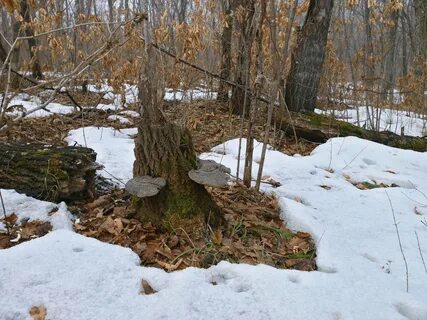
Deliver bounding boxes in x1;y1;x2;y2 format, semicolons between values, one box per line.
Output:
66;127;137;184
107;114;131;124
120;110;140;118
1;135;427;319
164;87;218;101
2;93;76;118
202;136;427;318
0;189;73;231
315;107;427;137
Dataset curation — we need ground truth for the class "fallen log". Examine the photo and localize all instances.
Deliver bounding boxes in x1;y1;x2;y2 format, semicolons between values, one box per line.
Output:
279;112;427;152
0;143;100;201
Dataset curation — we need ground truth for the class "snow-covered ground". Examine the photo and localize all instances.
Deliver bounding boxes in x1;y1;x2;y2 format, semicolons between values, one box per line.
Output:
1;132;427;319
1;93;76;118
1;85;218;121
315;107;427;137
164;87;218;101
0;189;73;232
66;127;137;184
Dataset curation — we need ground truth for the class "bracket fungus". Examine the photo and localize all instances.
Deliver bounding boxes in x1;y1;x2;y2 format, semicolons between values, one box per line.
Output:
188;159;231;188
125;176;167;198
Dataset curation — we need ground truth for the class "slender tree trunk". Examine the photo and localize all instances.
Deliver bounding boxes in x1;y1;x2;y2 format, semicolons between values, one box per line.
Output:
19;0;43;79
363;0;375;129
401;12;408;77
243;0;266;188
230;0;256;115
285;0;334;112
383;8;400;94
414;0;427;65
108;0;114;23
217;0;234;102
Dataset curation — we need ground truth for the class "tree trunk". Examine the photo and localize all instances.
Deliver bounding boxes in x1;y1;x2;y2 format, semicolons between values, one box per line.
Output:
217;0;234;102
132;18;222;229
383;7;399;94
285;0;334;112
0;143;98;201
230;0;255;115
133;121;222;228
19;0;43;80
414;0;427;66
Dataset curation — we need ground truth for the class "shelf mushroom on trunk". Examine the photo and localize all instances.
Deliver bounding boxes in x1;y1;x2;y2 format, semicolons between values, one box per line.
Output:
125;176;167;198
126;154;230;229
188;159;231;188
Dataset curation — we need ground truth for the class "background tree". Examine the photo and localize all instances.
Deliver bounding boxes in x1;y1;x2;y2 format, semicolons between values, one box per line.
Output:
285;0;334;112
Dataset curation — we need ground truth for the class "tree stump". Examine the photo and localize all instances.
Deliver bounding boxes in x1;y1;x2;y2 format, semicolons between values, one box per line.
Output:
0;143;99;201
132;121;223;228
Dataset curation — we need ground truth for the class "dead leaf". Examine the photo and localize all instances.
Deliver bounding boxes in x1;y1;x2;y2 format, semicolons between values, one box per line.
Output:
4;213;18;226
156;258;184;271
0;234;10;249
29;306;47;320
86;195;111;210
140;279;157;295
100;217;117;235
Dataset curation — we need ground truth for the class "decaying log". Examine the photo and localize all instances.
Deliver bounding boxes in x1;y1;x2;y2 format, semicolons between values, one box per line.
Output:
0;143;100;201
279;112;427;152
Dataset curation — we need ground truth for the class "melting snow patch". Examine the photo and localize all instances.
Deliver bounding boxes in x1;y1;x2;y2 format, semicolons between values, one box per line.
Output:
66;127;137;184
107;115;131;124
2;93;75;118
0;189;73;231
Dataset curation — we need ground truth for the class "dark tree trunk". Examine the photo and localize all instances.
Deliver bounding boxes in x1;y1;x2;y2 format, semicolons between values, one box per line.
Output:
383;8;399;94
19;0;43;80
0;143;98;201
414;0;427;65
401;13;408;77
285;0;334;112
230;0;256;115
217;0;234;102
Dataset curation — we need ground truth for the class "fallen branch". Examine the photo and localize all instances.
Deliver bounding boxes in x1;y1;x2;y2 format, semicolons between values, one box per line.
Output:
414;231;427;275
385;190;409;292
0;190;10;235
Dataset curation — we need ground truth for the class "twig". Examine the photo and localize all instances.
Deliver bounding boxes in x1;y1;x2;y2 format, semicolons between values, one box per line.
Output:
0;190;10;235
385;190;409;292
414;231;427;275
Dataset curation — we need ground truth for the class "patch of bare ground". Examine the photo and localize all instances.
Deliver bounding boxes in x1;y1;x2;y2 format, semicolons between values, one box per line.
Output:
69;183;316;271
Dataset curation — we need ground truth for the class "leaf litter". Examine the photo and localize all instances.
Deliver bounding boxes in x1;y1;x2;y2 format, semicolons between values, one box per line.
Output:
73;183;316;272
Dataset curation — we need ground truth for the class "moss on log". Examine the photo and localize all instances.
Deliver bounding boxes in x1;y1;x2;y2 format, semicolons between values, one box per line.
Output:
279;112;427;152
0;143;99;201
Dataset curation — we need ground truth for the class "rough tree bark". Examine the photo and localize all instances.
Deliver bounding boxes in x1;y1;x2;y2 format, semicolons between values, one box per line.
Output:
132;19;222;229
19;0;43;79
383;6;400;95
0;143;98;201
285;0;334;112
230;0;256;115
217;0;234;102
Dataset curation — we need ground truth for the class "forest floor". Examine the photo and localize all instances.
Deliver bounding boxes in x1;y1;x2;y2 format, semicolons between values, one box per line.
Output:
0;88;427;319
